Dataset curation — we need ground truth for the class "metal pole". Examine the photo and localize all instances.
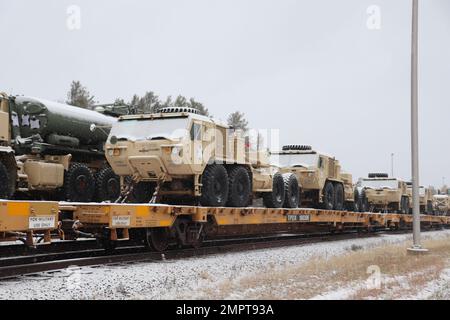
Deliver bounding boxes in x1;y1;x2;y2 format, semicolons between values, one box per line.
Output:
408;0;426;253
391;153;394;177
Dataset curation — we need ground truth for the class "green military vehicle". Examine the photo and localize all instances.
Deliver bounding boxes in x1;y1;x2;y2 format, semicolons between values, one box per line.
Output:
270;145;355;210
105;107;298;207
356;173;410;213
0;93;119;202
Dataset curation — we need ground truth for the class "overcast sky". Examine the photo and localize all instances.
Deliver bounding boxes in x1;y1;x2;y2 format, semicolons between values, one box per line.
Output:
1;0;449;187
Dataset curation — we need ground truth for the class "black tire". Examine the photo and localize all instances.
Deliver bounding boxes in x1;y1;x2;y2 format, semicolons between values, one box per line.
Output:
361;190;369;212
354;188;368;212
131;182;156;203
0;162;11;199
263;172;285;208
282;173;299;208
95;167;120;202
322;182;335;210
334;183;344;211
282;145;312;151
354;189;361;212
227;166;251;207
368;173;389;178
200;164;229;207
64;163;95;202
401;196;410;214
427;200;433;215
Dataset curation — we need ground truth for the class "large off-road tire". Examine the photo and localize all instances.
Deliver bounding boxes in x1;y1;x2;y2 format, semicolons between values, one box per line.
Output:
95;166;120;202
263;172;285;208
322;182;335;210
400;196;409;214
354;188;367;212
368;173;389;178
0;162;11;199
334;183;345;211
64;163;95;202
282;145;312;151
130;182;156;203
227;166;251;207
282;173;299;208
426;200;434;215
200;164;229;207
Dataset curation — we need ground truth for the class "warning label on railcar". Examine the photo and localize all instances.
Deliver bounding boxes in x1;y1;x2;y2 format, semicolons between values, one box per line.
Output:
286;214;310;222
29;216;56;229
112;215;131;227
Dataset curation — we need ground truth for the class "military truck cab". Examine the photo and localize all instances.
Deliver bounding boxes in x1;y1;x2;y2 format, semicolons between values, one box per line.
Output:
405;183;433;214
357;173;410;213
270;145;351;210
106;107;297;208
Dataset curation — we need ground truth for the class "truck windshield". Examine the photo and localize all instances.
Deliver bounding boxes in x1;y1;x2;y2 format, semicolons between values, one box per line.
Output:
361;179;398;189
109;117;189;141
270;153;319;168
419;187;425;196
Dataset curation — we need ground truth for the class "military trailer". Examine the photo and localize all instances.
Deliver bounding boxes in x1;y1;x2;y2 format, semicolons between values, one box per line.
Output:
0;93;119;202
356;173;410;213
269;145;354;210
406;183;433;214
105;107;298;208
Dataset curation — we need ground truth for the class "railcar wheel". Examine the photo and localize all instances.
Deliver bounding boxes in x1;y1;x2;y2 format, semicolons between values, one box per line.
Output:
64;163;95;202
145;228;170;252
227;166;251;207
95;166;120;202
282;173;299;208
322;182;335;210
263;172;285;208
200;164;229;207
334;183;344;211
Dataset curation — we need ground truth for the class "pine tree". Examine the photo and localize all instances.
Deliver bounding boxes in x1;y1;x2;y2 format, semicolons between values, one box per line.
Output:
66;81;95;109
227;111;249;131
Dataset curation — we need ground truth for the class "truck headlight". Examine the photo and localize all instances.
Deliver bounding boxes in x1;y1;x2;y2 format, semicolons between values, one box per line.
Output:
172;146;182;157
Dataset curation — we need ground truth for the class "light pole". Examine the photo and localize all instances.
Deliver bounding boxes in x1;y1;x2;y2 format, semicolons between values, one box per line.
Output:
408;0;427;253
391;153;394;177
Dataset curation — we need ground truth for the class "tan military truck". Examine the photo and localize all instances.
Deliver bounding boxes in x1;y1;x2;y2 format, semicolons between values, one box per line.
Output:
406;183;433;214
105;107;298;208
356;173;410;213
269;145;354;210
433;193;449;215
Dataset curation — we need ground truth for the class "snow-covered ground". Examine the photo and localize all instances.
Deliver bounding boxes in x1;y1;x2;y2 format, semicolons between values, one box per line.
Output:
1;230;450;300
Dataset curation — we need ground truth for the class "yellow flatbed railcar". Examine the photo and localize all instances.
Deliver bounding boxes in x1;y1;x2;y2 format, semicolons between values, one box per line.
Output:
1;200;448;249
60;202;450;251
0;200;59;246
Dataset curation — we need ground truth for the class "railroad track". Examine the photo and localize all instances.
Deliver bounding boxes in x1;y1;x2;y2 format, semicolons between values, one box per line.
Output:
1;227;445;280
0;231;379;280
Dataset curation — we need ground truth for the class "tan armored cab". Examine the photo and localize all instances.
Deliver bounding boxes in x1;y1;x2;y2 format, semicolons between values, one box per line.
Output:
270;145;354;210
357;173;410;213
106;107;298;207
405;183;433;214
